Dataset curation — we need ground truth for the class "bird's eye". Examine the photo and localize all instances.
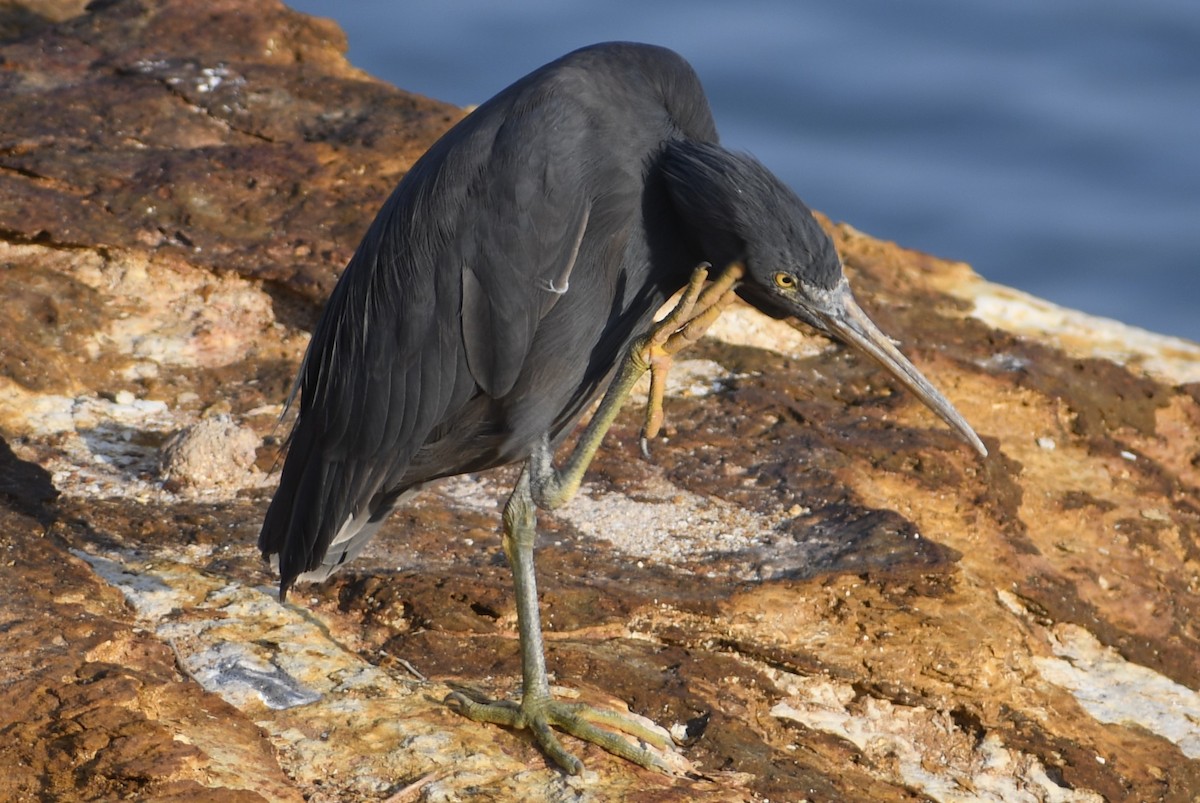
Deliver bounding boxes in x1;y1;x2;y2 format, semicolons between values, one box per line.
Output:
773;272;796;289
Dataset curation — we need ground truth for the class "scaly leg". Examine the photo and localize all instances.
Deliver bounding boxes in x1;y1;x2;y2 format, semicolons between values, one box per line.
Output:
444;470;674;774
640;261;743;455
445;262;743;773
530;260;744;509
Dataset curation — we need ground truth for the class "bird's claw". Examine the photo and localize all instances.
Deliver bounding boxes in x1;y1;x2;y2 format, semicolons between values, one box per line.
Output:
638;261;744;454
445;690;678;775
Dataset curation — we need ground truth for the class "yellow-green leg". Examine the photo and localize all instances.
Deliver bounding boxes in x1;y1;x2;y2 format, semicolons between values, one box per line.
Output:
445;262;743;774
530;260;744;507
445;469;674;773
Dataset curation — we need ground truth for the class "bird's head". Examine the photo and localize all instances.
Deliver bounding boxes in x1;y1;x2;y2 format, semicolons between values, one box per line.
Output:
661;140;987;457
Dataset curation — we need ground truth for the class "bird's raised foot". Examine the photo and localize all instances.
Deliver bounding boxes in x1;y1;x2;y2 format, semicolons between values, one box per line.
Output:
639;261;745;455
444;689;678;775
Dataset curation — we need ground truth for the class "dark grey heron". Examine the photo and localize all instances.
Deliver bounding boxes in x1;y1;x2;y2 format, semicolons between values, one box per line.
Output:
260;41;987;774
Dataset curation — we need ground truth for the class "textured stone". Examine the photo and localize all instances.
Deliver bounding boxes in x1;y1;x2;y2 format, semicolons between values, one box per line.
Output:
2;1;1200;800
160;414;265;494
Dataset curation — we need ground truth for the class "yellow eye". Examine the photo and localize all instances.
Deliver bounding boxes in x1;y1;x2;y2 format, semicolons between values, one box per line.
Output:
773;272;796;289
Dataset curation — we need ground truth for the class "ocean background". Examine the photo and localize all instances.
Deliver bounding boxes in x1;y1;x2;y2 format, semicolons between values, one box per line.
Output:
286;0;1200;344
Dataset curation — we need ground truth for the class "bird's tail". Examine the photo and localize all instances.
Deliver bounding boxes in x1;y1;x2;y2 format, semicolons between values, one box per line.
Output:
258;410;423;599
265;485;423;595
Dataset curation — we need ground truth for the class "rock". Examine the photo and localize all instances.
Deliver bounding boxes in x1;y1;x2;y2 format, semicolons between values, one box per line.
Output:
160;414;264;494
0;466;300;802
2;1;1200;800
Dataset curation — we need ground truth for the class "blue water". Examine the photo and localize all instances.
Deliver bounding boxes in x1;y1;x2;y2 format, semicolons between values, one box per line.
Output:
287;0;1200;344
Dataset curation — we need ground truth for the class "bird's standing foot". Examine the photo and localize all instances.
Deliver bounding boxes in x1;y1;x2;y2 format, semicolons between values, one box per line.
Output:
639;261;744;455
444;689;676;774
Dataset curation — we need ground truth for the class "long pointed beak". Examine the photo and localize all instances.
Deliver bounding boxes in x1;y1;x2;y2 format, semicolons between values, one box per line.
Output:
816;284;988;458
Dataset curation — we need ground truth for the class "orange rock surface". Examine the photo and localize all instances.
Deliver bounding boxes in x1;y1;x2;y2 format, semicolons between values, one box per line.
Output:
2;1;1199;800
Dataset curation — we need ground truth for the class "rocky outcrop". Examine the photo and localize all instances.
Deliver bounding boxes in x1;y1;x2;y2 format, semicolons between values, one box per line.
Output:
3;1;1199;800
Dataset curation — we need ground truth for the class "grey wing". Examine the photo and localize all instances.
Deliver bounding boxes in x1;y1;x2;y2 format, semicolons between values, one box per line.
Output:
458;101;594;398
258;89;596;594
258;192;470;593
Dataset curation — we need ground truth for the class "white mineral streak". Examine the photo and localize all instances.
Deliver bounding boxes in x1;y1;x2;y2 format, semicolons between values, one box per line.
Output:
770;673;1103;803
1035;623;1200;760
436;471;791;567
955;278;1200;384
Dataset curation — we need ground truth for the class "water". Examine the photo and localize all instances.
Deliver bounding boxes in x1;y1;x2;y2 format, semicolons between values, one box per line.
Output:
286;0;1200;344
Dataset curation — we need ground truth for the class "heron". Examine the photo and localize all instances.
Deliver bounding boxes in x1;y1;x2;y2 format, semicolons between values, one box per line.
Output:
260;41;988;774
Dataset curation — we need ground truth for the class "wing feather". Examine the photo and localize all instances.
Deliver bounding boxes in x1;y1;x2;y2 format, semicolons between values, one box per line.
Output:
259;43;720;594
261;75;593;592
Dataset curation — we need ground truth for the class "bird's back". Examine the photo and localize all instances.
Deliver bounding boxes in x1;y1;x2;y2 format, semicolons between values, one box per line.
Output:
260;42;720;594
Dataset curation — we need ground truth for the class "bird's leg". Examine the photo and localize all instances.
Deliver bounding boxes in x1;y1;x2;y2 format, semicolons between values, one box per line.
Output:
640;261;744;453
446;263;744;772
528;261;743;509
445;469;674;774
